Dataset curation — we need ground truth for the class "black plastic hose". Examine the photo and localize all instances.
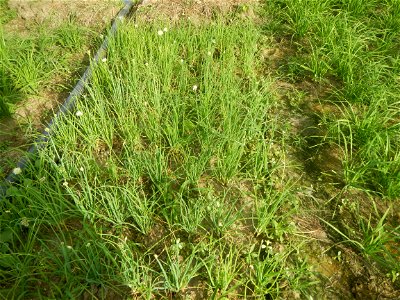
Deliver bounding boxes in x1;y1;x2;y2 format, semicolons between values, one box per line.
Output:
0;0;139;198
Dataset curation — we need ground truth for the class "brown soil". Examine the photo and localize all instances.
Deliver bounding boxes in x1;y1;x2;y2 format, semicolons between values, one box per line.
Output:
6;0;121;32
136;0;258;23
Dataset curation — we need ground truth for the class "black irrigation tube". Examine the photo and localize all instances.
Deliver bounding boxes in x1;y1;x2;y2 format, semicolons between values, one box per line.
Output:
0;0;140;199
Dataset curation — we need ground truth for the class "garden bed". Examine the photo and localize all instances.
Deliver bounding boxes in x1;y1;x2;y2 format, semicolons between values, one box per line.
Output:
1;0;400;299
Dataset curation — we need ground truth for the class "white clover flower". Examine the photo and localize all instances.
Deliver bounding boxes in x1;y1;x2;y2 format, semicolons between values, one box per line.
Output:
157;30;164;36
76;110;83;117
192;85;198;91
12;167;22;175
101;57;107;62
163;27;168;32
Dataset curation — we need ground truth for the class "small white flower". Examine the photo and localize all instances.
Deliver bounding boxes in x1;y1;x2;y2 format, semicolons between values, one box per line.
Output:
218;221;223;227
67;245;73;249
249;264;254;270
79;167;84;172
101;57;107;62
76;110;83;117
163;27;168;32
145;62;149;66
21;217;29;227
157;30;164;36
180;59;184;63
261;244;267;249
154;254;158;259
86;242;91;247
12;167;22;175
63;181;68;187
192;85;198;91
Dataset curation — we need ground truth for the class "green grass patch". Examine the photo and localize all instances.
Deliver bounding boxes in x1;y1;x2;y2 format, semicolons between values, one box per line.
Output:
0;17;312;298
0;15;98;118
0;0;16;25
265;0;400;198
2;1;400;297
263;0;400;285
